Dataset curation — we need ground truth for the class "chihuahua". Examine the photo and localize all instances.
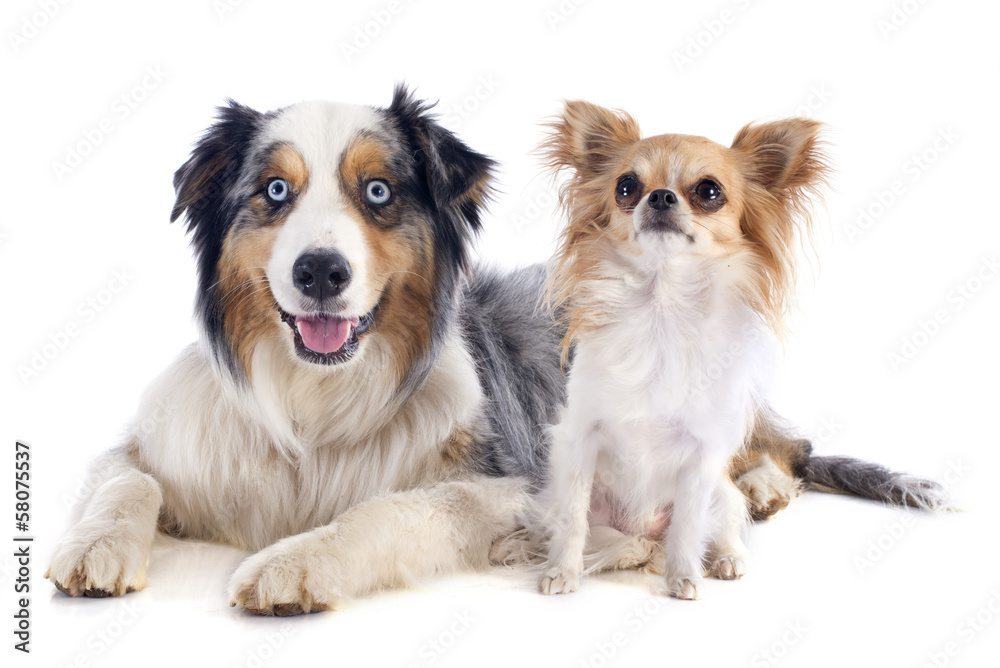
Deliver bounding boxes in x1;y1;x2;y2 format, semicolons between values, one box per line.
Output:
536;101;828;599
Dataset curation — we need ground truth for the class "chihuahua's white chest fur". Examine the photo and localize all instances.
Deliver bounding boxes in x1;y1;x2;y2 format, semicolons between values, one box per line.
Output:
541;246;774;599
580;251;769;435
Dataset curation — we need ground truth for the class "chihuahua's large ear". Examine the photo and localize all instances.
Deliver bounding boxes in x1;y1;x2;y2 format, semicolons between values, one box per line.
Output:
730;118;830;335
731;118;829;197
541;100;642;178
387;85;495;269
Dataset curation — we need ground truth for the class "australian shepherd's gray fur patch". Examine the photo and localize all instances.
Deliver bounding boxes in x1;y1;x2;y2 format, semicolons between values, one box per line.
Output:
46;86;945;615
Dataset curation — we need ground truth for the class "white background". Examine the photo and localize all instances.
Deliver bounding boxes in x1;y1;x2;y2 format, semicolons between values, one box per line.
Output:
2;0;999;666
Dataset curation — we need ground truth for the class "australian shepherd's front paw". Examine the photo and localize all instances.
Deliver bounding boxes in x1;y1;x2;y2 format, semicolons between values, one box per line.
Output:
228;534;338;616
538;566;580;595
46;527;150;598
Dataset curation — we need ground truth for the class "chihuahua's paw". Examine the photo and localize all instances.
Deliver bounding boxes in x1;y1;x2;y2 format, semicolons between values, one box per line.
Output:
659;574;702;600
736;455;802;520
46;527;151;598
538;567;580;595
709;555;746;580
228;533;339;616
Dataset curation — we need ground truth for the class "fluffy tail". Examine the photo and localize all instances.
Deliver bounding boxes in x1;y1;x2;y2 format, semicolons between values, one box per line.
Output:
802;455;948;511
745;408;949;512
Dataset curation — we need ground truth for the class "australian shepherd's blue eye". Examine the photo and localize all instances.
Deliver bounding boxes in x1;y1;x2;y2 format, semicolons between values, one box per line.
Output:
267;178;289;202
365;179;391;205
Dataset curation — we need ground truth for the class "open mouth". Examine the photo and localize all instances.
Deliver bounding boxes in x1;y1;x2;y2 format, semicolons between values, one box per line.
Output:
278;305;377;365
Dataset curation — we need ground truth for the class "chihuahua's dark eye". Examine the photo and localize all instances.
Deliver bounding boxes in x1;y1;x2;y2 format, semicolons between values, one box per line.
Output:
616;175;642;208
617;175;639;199
695;180;721;200
691;178;726;211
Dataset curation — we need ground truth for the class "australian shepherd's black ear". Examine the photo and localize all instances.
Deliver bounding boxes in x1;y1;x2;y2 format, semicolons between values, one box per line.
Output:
386;85;496;272
170;100;263;267
170;101;264;367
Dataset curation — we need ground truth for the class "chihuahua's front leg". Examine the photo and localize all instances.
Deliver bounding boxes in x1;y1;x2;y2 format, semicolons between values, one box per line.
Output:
538;414;600;595
708;477;750;580
661;450;723;600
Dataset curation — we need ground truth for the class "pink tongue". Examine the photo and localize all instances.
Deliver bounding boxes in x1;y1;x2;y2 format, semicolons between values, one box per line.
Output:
295;316;356;354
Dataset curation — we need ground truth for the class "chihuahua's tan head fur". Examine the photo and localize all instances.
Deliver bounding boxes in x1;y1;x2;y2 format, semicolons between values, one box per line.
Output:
542;100;830;358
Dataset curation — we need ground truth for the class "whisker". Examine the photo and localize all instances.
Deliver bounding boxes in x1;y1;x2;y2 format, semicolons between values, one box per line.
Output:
372;270;431;285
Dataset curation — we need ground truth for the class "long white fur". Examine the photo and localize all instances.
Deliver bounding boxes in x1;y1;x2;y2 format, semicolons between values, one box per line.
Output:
45;313;532;608
539;197;776;600
46;309;536;608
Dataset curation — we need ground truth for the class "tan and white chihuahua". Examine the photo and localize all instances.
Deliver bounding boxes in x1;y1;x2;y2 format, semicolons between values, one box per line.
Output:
536;101;829;600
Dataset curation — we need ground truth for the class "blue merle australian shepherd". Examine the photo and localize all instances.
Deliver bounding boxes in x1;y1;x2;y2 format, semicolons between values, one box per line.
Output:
46;86;943;615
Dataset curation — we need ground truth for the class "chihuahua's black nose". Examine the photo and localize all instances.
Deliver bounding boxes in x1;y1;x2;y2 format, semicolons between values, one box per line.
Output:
292;251;352;300
647;189;678;211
